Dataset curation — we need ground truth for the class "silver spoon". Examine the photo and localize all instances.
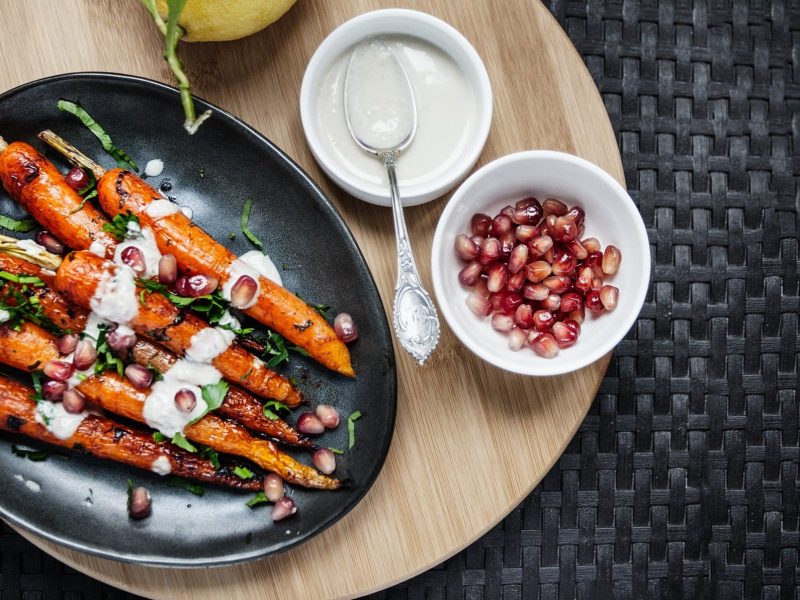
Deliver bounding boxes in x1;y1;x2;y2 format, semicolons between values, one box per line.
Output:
344;38;440;365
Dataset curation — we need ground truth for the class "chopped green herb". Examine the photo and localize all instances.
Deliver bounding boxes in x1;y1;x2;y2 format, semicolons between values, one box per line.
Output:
239;368;253;381
297;294;330;320
76;373;88;382
152;432;167;443
168;477;204;496
217;321;254;336
91;324;125;376
233;466;255;480
240;198;265;251
228;232;236;240
102;212;140;242
190;380;229;424
0;273;63;336
199;166;205;178
139;289;147;306
146;364;164;382
127;478;134;499
290;345;310;358
329;447;344;455
30;371;44;403
69;171;98;215
0;215;36;233
57;100;138;170
136;278;230;326
171;432;197;453
11;445;51;461
262;399;290;421
348;411;362;449
245;491;270;508
288;376;298;388
199;446;220;470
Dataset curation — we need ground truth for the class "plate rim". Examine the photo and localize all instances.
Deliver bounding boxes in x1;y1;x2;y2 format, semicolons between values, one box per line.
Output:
0;71;397;568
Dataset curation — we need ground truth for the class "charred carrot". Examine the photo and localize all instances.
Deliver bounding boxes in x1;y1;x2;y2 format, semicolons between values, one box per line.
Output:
76;374;339;490
0;375;262;491
0;322;59;371
0;141;116;257
55;250;302;405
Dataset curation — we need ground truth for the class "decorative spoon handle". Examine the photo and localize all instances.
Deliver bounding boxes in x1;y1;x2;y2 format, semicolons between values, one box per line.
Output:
383;152;440;365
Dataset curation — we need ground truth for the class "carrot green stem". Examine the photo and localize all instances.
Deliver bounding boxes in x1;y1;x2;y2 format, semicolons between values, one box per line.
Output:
38;130;106;179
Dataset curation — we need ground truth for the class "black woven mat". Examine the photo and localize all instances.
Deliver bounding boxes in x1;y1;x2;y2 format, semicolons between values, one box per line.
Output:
2;0;799;598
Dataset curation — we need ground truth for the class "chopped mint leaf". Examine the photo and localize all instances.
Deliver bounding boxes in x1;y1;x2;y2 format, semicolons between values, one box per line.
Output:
0;215;36;233
240;198;265;251
171;432;197;453
245;491;270;508
233;466;255;480
348;410;362;449
57;99;138;170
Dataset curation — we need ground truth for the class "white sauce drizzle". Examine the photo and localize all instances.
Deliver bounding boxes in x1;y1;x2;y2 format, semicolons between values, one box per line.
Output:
151;455;172;475
239;250;282;286
35;401;88;439
185;326;236;364
180;206;193;220
0;309;10;323
221;251;282;310
145;199;180;219
114;226;162;279
15;239;46;257
144;159;164;177
25;479;41;492
89;264;139;325
88;240;107;257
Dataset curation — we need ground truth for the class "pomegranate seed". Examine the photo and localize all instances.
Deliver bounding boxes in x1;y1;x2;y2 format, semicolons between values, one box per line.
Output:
575;266;593;293
542;248;554;263
72;339;97;370
35;231;64;255
458;261;482;286
62;389;86;414
499;291;523;314
563;319;582;336
43;360;74;382
508;244;529;274
564;205;585;226
529;332;559;358
175;274;218;297
586;251;604;278
158;254;178;284
312;448;336;474
263;474;284;502
174;389;197;413
602;245;621;275
499;232;516;258
470;235;485;247
454;233;480;261
585;290;604;312
552;321;578;348
523;283;549;301
592;277;603;290
544;215;558;237
486;263;508;293
65;166;89;190
57;333;79;355
551;248;578;276
560;292;583;313
541;293;562;312
297;412;325;434
532;310;556;331
577;222;586;239
230;275;258;309
471;213;492;236
120;246;146;275
42;380;66;401
125;364;154;389
515;225;538;243
489;292;503;312
492;313;515;332
599;285;619;310
466;293;492;317
514;304;534;329
581;237;601;253
508;328;527;351
543;275;572;293
271;496;297;521
315;405;340;429
528;235;553;257
491;214;513;237
542;198;568;217
106;328;137;352
524;260;551;283
567;306;586;324
568;240;588;260
506;271;526;292
512;197;543;226
500;205;515;218
128;486;152;519
479;238;502;265
474;278;490;298
553;217;578;242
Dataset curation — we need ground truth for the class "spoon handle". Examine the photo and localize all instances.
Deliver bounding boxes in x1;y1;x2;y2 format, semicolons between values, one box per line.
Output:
383;152;440;365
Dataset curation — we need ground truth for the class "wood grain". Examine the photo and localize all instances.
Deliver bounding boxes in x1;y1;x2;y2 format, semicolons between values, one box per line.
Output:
0;0;623;597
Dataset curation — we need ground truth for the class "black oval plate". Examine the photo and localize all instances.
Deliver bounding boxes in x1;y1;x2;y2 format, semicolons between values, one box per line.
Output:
0;73;396;567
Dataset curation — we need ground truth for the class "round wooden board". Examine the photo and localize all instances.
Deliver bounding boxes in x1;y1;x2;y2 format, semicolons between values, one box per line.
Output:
0;0;623;597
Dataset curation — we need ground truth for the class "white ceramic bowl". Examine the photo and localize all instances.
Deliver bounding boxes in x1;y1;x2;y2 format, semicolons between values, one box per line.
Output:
431;151;651;377
299;9;493;206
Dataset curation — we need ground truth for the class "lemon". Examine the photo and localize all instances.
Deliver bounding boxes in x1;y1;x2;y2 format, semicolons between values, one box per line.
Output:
156;0;297;42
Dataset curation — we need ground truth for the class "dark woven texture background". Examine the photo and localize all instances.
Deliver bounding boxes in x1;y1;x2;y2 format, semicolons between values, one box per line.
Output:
2;0;799;598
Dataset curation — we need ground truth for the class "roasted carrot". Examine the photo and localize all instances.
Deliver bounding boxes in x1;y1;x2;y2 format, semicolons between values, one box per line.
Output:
0;322;59;371
0;375;263;491
128;339;313;448
55;251;302;405
0;142;116;257
97;169;354;377
76;374;339;490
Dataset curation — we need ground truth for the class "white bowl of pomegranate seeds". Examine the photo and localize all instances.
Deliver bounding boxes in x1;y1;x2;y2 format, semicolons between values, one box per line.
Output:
431;151;650;376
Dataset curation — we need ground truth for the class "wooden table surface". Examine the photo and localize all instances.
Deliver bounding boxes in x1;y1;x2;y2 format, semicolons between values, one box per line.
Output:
0;1;623;597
